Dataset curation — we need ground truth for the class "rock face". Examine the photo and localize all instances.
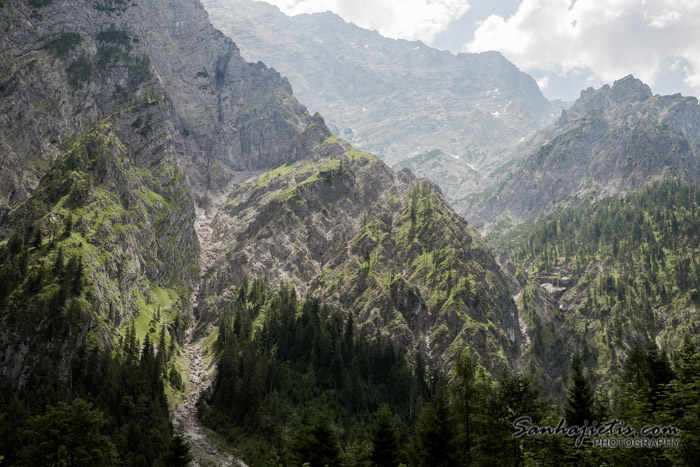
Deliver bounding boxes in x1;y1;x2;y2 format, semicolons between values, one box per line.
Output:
0;122;199;382
466;75;700;230
201;0;565;202
0;0;327;215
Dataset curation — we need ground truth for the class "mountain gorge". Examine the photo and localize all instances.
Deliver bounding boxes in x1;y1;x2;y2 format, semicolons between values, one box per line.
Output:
0;0;554;387
0;0;556;464
1;0;699;465
0;0;328;383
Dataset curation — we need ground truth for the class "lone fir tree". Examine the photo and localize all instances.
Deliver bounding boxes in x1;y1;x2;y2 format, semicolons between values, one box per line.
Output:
371;405;400;467
565;351;595;427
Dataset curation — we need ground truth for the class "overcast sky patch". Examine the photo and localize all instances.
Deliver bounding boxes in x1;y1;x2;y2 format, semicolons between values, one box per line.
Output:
464;0;700;99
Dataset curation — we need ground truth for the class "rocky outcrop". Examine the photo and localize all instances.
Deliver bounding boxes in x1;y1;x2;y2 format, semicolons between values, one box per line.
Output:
197;138;524;371
0;0;328;215
0;120;200;383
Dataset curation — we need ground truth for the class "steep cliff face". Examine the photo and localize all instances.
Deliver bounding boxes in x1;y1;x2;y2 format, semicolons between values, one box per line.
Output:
201;0;565;202
0;0;327;215
125;0;330;198
0;120;199;382
465;76;700;230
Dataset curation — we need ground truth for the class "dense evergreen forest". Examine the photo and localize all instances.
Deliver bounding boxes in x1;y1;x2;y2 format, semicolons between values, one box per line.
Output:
201;279;700;466
492;179;699;293
0;176;192;465
492;178;700;382
0;125;192;465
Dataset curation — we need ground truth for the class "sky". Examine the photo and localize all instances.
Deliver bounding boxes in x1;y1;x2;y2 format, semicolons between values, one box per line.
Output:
259;0;700;102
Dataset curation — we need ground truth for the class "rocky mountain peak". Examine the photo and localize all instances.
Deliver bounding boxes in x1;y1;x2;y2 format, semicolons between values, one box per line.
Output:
610;74;653;103
558;75;653;126
466;74;700;230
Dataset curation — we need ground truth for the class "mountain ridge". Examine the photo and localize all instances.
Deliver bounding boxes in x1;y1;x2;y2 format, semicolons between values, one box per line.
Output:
201;0;566;202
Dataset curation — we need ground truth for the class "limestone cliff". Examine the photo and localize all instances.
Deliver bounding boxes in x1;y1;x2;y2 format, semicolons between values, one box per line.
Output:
0;0;327;214
0;0;326;382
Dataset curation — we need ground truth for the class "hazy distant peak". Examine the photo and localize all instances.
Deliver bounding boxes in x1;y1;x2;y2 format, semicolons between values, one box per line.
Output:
561;75;655;125
611;74;653;102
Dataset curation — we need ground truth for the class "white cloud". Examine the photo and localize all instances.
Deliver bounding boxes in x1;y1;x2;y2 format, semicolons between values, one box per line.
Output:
464;0;700;96
536;75;550;89
645;9;681;28
260;0;471;44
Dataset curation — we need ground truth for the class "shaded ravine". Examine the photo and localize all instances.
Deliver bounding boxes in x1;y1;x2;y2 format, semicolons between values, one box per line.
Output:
172;322;243;466
173;184;255;466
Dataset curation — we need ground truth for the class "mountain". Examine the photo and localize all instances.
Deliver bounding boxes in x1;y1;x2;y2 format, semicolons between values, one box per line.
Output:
0;0;327;217
0;0;334;463
465;75;700;230
0;2;569;464
466;75;700;390
0;0;326;382
198;140;524;369
2;1;699;465
201;0;565;203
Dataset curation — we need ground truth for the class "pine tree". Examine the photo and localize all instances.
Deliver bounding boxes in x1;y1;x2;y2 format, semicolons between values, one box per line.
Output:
20;399;119;466
452;351;486;462
157;324;168;370
565;352;595;426
123;322;139;365
291;410;341;467
33;226;42;248
162;434;192;466
63;215;73;238
344;312;354;357
417;393;454;467
371;405;400;467
142;334;154;371
53;246;64;275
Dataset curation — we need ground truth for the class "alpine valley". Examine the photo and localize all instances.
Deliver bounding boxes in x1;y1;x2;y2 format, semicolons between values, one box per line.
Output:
0;0;698;466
